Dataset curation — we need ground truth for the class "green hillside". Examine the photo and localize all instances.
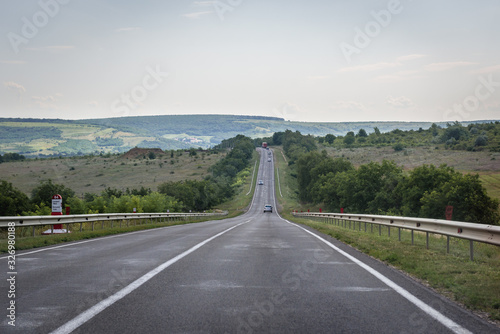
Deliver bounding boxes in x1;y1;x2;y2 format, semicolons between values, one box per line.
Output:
0;115;498;157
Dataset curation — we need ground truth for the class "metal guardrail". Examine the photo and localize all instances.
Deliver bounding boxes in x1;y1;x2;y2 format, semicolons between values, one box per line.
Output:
293;212;500;260
0;212;228;235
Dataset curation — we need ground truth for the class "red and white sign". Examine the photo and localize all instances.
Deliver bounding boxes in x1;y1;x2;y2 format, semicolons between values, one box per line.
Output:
51;194;63;215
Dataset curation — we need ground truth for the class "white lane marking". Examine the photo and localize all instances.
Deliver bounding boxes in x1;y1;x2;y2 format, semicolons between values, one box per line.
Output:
0;223;187;260
49;220;250;334
280;217;473;334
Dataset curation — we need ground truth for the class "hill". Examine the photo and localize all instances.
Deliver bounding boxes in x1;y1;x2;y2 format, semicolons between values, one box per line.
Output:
0;115;498;157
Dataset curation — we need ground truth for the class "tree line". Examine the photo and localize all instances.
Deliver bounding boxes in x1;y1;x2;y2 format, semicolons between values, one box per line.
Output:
262;130;499;225
0;135;256;216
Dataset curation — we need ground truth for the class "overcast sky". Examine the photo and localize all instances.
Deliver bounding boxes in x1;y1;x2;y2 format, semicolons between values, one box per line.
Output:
1;0;500;122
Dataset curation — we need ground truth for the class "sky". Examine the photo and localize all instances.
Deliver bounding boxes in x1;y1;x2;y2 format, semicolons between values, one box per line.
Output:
1;0;500;123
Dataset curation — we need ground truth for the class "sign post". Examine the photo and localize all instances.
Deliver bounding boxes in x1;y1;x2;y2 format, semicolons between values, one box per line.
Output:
445;205;453;220
42;194;69;234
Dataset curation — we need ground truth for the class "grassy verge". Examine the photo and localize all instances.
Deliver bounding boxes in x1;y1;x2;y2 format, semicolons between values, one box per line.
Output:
215;150;260;217
274;146;500;324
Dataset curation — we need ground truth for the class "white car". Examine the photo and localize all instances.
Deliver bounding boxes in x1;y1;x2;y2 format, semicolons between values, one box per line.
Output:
264;205;273;213
258;180;264;185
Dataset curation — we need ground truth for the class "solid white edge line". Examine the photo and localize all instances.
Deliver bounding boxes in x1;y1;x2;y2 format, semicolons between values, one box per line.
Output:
49;220;250;334
280;216;472;334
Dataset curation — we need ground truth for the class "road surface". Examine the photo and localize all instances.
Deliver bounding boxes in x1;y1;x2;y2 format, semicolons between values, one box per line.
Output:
1;148;498;333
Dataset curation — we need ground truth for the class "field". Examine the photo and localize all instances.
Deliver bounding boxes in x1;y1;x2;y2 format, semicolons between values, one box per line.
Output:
0;149;224;197
320;145;500;203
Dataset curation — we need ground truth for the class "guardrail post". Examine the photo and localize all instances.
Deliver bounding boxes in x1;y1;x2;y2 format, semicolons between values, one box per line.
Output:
398;228;401;241
388;226;391;237
379;225;381;236
411;230;414;245
470;241;474;261
426;232;429;249
364;222;367;232
92;222;95;231
80;222;83;232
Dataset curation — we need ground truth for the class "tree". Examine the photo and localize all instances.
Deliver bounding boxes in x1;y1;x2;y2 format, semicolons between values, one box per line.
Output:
325;134;336;144
0;180;32;216
357;129;368;137
343;132;355;145
30;179;75;208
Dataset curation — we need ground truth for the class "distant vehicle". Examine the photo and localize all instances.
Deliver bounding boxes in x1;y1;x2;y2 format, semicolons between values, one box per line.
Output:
264;205;273;213
267;158;271;162
268;151;271;155
258;180;264;185
262;142;267;148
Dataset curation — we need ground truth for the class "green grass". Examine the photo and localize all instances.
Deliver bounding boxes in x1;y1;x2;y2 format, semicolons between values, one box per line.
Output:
215;150;260;217
273;146;500;324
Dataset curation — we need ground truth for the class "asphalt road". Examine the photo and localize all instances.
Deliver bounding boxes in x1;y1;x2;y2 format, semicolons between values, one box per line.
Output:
1;148;498;333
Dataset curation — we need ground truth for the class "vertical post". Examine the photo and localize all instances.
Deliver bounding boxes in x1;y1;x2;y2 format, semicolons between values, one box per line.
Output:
379;225;381;236
66;223;69;233
32;226;36;237
92;222;95;231
470;240;474;261
80;222;83;232
388;226;391;237
447;236;450;253
411;230;414;245
364;222;367;232
398;228;401;241
371;223;373;233
426;232;429;249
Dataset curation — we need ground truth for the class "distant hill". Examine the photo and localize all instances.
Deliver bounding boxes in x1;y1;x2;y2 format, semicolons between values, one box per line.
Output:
0;115;496;157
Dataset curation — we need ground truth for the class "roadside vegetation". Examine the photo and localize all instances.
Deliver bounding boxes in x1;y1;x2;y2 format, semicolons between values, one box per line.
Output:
267;124;500;323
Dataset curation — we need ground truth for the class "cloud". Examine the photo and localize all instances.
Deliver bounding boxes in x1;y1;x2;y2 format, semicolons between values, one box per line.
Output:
4;81;26;93
272;102;302;120
423;61;477;72
374;70;422;83
396;54;427;62
338;62;401;73
386;96;413;108
115;27;142;33
181;11;213;19
329;100;366;111
0;60;26;65
472;64;500;74
32;95;59;109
